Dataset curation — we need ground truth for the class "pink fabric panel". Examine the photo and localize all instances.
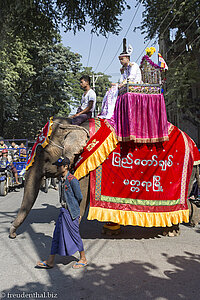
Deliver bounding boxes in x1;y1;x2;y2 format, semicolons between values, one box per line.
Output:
108;93;169;142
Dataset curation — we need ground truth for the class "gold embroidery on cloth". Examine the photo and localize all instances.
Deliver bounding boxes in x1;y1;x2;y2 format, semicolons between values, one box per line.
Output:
86;139;99;151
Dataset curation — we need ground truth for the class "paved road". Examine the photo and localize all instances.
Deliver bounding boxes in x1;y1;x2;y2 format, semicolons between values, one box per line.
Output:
0;188;200;300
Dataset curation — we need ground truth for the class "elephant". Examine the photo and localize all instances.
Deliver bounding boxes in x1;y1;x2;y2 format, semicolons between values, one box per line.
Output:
9;117;90;238
9;117;200;238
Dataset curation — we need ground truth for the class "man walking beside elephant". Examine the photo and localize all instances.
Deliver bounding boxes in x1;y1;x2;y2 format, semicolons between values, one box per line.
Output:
36;156;88;269
71;75;96;125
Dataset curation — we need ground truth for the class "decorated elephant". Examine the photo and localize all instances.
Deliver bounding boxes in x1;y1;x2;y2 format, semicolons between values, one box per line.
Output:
9;117;90;238
9;117;200;239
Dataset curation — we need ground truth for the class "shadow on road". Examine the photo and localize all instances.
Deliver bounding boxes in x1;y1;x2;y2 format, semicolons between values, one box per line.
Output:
2;251;200;300
2;183;200;300
2;200;200;299
7;203;168;240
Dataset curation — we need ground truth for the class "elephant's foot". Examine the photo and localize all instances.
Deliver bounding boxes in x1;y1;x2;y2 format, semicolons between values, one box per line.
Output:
168;230;180;237
9;225;17;239
162;225;180;237
102;222;121;236
189;221;198;227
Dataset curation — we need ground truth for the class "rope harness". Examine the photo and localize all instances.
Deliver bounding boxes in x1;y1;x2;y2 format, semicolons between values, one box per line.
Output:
47;119;89;157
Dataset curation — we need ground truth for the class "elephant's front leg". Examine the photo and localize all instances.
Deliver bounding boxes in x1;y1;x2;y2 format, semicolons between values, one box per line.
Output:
9;159;44;238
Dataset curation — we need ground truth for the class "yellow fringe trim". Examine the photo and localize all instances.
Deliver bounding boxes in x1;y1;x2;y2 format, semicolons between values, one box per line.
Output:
74;131;118;180
88;207;189;227
26;117;53;171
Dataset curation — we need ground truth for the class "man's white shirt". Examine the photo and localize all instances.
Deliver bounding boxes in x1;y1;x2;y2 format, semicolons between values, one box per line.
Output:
80;89;96;113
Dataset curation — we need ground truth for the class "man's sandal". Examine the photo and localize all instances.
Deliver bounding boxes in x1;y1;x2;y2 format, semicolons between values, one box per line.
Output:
72;262;88;269
35;261;53;269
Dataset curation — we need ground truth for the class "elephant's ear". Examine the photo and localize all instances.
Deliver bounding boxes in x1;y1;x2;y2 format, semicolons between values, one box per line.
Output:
63;126;89;162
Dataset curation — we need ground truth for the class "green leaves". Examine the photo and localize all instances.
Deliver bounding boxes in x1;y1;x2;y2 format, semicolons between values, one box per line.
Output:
0;33;111;138
138;0;200;126
0;0;128;38
0;34;82;138
0;0;118;138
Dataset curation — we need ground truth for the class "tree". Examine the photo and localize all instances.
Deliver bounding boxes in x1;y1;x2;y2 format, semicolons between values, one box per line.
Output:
0;0;130;38
0;34;112;138
138;0;199;42
94;72;112;114
0;35;83;138
138;0;200;126
0;36;36;137
0;0;123;138
70;67;111;115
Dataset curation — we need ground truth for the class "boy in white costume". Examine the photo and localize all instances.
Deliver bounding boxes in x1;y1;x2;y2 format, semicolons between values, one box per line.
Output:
99;39;141;119
119;55;141;84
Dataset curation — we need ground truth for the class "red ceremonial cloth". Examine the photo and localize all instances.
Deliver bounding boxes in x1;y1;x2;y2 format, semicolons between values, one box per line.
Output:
89;124;200;226
108;92;169;143
26;118;53;170
74;118;114;170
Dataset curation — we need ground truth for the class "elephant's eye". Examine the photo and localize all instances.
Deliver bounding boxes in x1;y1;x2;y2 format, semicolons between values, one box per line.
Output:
59;126;67;130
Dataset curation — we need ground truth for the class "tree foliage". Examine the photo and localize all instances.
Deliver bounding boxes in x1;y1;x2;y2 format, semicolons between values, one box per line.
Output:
0;0;117;139
0;0;129;38
69;66;112;115
94;73;112;113
0;34;112;139
0;34;83;138
139;0;200;41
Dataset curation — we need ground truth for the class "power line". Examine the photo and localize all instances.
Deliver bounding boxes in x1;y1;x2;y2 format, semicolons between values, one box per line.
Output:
136;0;178;63
136;6;199;65
103;1;141;73
141;13;177;53
161;12;177;37
86;33;93;67
103;42;123;73
123;1;141;37
94;33;110;72
166;13;200;57
168;35;200;67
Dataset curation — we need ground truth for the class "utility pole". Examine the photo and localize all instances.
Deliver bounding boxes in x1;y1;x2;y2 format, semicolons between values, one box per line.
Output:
91;74;103;116
91;74;103;92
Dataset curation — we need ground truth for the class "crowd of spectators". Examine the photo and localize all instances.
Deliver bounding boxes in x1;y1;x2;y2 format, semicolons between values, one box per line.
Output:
0;139;28;185
0;139;58;190
0;139;27;160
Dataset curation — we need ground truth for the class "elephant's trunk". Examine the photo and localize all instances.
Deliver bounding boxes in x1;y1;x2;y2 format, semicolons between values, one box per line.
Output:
9;152;44;238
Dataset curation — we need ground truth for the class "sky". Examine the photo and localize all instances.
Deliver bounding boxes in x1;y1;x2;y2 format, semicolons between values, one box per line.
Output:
60;0;158;83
